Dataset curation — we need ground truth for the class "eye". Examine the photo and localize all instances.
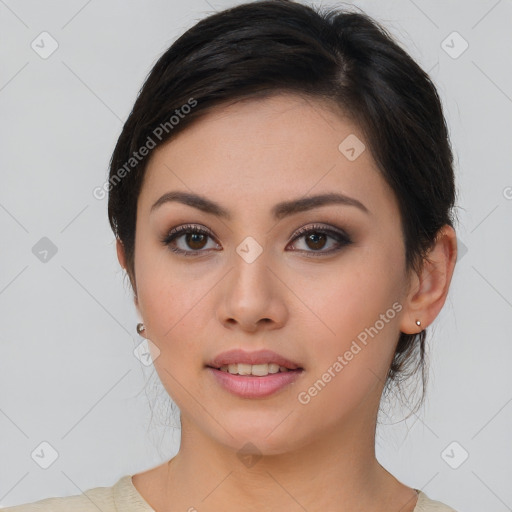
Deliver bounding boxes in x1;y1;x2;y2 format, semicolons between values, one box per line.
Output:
161;224;220;256
287;224;352;256
161;223;352;258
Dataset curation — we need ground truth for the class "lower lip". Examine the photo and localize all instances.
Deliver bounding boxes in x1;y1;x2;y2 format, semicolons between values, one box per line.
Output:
207;367;304;398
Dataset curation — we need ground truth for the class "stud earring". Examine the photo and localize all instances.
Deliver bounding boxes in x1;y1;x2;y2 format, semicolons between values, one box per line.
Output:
136;322;145;334
415;320;421;327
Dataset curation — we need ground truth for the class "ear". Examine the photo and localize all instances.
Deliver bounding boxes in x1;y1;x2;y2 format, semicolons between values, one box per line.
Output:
399;225;458;334
116;237;139;308
116;237;127;270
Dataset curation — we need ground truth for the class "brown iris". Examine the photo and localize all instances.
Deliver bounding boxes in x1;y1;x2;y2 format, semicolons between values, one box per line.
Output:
304;232;327;250
186;233;208;250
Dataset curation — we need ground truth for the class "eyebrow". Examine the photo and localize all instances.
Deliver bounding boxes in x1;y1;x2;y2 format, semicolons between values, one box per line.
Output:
150;191;370;219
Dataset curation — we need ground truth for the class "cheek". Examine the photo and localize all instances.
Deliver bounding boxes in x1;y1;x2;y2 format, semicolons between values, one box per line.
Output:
310;259;401;340
135;266;209;405
134;248;228;381
137;273;206;350
293;269;401;423
298;249;404;391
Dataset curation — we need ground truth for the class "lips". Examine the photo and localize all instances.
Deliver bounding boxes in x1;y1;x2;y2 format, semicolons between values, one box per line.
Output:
207;349;302;371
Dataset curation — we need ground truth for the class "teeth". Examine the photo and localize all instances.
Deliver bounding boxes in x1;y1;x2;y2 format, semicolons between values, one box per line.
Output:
220;363;291;376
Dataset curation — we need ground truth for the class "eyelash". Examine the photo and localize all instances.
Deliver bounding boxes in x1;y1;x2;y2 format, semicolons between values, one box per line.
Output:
161;223;353;258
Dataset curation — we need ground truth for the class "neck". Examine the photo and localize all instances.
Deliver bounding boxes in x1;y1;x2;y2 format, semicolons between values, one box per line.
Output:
160;402;415;511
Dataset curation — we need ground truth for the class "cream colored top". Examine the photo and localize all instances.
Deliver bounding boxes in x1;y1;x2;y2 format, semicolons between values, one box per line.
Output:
1;475;459;511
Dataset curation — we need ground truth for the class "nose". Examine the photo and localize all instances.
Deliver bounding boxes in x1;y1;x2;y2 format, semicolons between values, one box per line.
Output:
216;252;289;333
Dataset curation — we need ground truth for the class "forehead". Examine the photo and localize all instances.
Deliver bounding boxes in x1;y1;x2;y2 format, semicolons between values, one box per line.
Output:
138;92;398;221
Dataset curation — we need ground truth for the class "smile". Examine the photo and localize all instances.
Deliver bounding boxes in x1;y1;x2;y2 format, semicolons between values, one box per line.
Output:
212;363;294;376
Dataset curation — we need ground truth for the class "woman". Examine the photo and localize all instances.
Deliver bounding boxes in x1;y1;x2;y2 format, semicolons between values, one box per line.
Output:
3;0;460;510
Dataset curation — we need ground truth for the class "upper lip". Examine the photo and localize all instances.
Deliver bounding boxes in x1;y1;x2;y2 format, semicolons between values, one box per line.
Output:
207;349;302;370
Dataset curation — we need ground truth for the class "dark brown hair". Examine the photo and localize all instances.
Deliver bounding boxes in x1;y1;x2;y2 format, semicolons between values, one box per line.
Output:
107;0;458;415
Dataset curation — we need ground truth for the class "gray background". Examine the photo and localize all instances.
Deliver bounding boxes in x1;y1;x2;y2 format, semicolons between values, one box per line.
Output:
1;0;511;510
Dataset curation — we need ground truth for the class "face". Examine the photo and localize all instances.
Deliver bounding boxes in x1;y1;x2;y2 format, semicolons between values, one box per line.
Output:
126;93;414;455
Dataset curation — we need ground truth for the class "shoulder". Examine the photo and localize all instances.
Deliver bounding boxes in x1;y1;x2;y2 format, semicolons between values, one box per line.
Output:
415;490;459;512
0;475;146;512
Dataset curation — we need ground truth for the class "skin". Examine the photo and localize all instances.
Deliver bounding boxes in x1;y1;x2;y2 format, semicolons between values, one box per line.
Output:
116;92;457;512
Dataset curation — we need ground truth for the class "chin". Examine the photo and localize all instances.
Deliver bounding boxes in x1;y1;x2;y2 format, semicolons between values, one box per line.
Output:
206;415;310;457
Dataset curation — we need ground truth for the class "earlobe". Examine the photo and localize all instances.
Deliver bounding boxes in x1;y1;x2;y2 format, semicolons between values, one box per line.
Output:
400;225;458;334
